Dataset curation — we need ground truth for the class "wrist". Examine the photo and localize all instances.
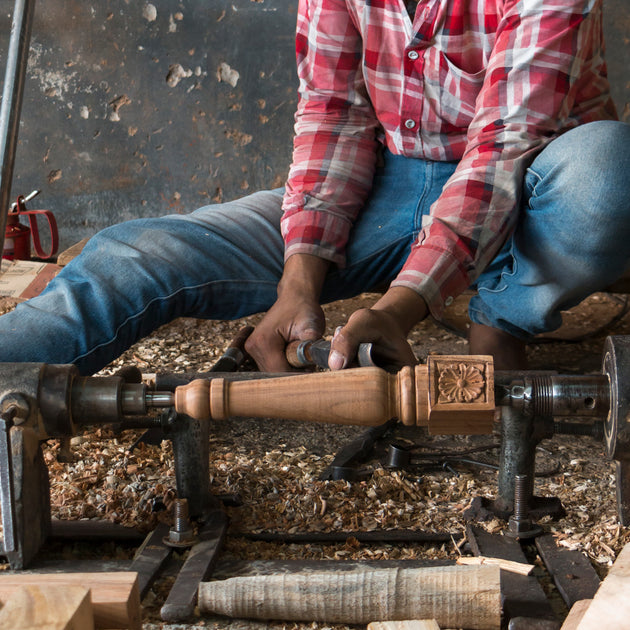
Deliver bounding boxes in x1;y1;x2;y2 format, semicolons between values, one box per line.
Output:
371;286;428;334
277;254;330;300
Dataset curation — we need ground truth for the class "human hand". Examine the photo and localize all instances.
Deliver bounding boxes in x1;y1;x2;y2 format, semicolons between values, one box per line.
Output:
328;287;428;371
245;254;329;372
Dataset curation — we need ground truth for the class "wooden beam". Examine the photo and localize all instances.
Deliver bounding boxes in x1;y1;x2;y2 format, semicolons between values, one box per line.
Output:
0;572;141;630
0;584;94;630
575;542;630;629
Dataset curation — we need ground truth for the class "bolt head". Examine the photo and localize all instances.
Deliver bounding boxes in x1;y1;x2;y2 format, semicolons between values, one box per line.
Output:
506;516;543;539
168;528;193;544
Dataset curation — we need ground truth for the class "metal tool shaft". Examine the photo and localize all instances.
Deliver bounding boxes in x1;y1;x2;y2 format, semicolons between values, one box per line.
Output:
0;0;36;255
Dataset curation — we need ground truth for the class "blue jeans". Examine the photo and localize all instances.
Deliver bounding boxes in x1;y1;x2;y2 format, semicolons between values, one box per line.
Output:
1;120;629;374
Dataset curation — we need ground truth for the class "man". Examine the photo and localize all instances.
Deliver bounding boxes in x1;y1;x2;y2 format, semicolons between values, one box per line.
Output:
0;0;629;375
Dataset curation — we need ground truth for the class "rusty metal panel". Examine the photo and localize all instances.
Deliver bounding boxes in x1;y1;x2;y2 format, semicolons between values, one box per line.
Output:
0;0;298;251
0;0;628;252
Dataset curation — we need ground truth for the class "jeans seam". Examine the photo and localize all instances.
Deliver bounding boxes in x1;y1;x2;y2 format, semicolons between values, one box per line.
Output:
71;278;277;365
476;238;518;296
525;166;543;200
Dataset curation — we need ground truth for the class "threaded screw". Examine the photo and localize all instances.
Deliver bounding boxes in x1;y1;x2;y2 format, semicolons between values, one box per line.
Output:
163;498;195;547
507;474;542;539
512;474;529;521
173;498;190;532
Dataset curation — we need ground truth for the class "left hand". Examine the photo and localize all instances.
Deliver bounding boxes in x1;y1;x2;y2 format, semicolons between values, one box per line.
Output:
328;286;428;371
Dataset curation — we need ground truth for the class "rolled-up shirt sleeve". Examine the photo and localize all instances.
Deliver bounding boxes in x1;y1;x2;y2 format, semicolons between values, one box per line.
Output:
281;0;381;267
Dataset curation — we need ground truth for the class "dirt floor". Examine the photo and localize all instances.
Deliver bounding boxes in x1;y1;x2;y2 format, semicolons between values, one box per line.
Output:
4;290;630;628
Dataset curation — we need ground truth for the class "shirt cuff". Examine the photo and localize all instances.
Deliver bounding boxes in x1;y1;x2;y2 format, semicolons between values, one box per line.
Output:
281;208;353;268
391;245;471;320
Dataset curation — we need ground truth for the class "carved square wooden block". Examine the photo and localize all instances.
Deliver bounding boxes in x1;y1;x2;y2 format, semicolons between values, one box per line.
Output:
426;355;495;435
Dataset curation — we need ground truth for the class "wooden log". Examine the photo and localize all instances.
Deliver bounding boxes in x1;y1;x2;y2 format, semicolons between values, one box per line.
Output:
561;600;591;630
0;572;141;630
175;357;495;434
575;542;630;629
0;584;94;630
198;565;501;629
368;621;441;630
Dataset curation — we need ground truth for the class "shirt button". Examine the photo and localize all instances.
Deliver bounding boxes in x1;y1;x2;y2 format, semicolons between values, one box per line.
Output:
444;296;454;306
404;119;416;129
407;50;419;60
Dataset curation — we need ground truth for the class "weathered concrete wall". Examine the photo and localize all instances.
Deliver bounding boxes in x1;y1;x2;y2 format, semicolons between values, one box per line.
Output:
0;0;628;252
603;0;630;121
1;0;298;251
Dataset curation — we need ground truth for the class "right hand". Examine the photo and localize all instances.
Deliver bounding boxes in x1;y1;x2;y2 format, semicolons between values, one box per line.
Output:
245;254;329;372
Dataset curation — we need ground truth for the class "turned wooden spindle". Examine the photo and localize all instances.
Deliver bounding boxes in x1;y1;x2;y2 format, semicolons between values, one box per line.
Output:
174;355;495;434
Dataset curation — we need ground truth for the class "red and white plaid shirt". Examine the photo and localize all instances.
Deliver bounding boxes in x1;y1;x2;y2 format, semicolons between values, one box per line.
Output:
281;0;616;318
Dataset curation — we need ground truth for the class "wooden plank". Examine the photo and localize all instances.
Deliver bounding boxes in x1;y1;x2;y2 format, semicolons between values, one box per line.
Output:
0;572;140;630
576;542;630;629
368;621;440;630
561;600;591;630
0;584;94;630
466;525;558;625
535;534;600;608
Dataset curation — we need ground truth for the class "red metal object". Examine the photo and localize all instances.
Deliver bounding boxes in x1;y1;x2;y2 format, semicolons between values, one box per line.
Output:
2;193;58;260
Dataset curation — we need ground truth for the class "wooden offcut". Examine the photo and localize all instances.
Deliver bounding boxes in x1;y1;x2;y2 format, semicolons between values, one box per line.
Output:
0;584;94;630
456;555;534;575
0;572;141;630
575;542;630;629
198;565;501;629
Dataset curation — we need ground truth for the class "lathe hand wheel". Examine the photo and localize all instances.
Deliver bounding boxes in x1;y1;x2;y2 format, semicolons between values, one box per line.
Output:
602;336;630;525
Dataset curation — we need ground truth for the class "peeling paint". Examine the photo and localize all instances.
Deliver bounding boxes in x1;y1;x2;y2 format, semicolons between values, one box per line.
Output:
108;94;131;121
47;170;62;184
27;43;78;103
142;4;157;21
217;62;240;87
225;129;252;146
166;64;193;87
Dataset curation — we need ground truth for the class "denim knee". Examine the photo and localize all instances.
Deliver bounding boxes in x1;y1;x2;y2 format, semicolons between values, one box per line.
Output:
469;121;630;338
527;120;630;226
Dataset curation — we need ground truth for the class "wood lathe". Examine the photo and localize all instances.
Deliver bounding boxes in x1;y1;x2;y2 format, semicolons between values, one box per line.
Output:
0;336;626;602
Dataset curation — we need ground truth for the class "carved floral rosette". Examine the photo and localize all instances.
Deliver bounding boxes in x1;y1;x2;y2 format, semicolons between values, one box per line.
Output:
425;355;495;434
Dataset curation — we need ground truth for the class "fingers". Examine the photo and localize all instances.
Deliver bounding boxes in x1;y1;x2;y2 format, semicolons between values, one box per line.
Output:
328;308;417;371
245;328;293;372
245;300;326;372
